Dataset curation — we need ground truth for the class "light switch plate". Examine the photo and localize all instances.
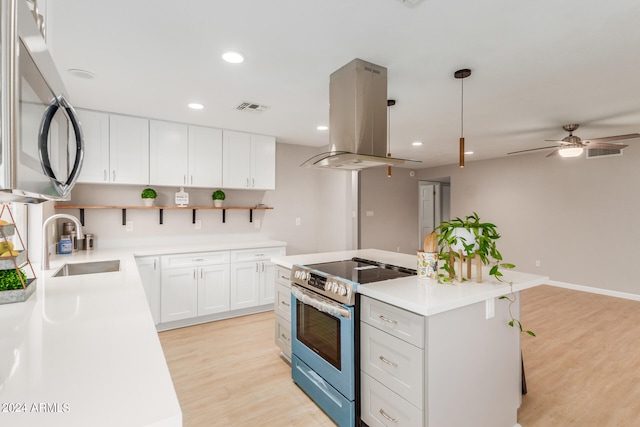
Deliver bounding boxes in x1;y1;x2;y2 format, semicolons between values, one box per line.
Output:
126;221;134;232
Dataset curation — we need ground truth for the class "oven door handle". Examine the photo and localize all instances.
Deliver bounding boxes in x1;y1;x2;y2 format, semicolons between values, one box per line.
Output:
292;285;351;319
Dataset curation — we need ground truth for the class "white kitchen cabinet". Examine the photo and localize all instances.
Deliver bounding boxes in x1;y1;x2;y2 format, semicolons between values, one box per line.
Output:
222;130;276;190
109;114;150;184
160;251;231;323
229;247;285;310
135;256;161;325
149;122;223;188
149;120;189;186
77;110;149;185
189;125;223;187
76;109;110;184
274;265;292;361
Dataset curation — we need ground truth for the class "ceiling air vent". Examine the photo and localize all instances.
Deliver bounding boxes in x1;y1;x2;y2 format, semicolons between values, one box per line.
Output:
235;102;269;113
586;147;623;159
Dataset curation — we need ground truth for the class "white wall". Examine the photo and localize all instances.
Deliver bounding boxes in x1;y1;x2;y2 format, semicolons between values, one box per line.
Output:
410;149;640;295
54;143;350;255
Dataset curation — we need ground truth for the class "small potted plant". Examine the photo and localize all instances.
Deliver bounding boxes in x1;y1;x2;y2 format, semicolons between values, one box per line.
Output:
212;189;225;207
141;187;157;207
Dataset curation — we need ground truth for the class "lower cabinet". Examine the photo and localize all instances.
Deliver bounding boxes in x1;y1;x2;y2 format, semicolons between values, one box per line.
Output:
135;256;161;325
229;247;285;310
273;265;292;360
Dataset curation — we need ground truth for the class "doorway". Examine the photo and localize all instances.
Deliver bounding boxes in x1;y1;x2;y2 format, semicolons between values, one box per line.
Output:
418;180;450;249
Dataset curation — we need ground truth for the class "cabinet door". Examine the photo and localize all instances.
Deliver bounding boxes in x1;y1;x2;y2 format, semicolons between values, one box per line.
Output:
229;261;260;310
259;260;276;305
222;130;252;189
188;125;223;188
149;120;189;186
250;134;276;190
135;256;161;325
161;267;198;323
109;114;149;184
197;264;230;316
76;109;110;184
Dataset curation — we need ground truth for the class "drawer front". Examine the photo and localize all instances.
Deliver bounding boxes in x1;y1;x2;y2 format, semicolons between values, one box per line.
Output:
161;251;230;268
361;322;424;408
274;282;292;321
276;265;291;286
230;246;286;263
361;295;425;348
275;314;291;358
361;372;423;427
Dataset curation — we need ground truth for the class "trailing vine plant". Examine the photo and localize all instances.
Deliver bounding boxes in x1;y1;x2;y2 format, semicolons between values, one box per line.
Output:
435;212;535;337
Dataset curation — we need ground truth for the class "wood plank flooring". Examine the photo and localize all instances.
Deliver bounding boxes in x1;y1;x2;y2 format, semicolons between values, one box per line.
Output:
159;285;640;426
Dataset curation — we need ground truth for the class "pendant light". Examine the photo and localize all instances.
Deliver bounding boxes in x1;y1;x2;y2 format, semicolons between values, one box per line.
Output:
454;69;471;168
386;99;396;177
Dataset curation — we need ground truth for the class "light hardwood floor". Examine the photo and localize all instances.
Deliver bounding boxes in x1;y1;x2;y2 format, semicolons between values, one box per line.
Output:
159;285;640;426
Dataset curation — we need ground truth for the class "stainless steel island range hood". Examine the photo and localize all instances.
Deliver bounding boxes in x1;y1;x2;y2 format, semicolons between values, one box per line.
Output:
302;58;419;170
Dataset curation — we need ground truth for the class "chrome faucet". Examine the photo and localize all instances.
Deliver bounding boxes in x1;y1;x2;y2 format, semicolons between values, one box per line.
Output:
41;214;84;270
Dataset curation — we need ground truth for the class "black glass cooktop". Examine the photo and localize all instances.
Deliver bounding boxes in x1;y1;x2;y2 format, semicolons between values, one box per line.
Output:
306;257;416;284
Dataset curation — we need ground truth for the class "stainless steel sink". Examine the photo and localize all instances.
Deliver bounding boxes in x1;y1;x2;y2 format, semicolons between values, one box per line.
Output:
52;260;121;278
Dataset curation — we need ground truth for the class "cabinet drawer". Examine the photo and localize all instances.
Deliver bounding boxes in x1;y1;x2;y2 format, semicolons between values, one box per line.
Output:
161;251;230;268
274;282;292;321
361;322;423;408
275;314;291;358
230;247;285;263
361;372;423;427
276;265;291;286
361;296;425;348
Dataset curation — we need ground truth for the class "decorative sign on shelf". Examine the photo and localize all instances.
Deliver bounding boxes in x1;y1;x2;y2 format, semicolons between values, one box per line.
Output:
175;187;189;207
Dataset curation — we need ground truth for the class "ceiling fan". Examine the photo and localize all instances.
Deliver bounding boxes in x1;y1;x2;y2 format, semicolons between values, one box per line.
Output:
507;124;640;158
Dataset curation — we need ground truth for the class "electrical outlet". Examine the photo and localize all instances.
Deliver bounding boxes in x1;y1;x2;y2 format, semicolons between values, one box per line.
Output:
195;219;202;230
254;219;261;229
486;298;495;319
126;221;134;232
366;211;374;217
535;260;541;267
295;218;301;226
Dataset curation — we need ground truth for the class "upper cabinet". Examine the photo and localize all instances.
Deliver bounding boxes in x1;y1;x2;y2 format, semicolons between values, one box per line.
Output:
149;121;223;188
77;110;149;185
223;130;275;190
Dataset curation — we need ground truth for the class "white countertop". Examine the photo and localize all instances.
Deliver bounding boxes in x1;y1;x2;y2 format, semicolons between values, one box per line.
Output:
272;249;549;316
0;239;285;426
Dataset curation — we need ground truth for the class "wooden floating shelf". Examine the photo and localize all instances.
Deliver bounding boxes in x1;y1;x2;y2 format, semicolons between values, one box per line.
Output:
55;205;274;226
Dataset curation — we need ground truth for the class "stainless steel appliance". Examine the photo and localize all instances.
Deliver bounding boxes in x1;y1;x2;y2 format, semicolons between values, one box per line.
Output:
0;0;84;203
291;258;416;427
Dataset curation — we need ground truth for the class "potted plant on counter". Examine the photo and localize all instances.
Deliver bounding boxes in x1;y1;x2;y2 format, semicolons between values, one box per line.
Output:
141;187;158;207
212;189;225;207
435;212;534;336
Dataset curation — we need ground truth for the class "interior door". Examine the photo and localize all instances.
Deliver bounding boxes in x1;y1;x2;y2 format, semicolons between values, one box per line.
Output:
418;182;439;248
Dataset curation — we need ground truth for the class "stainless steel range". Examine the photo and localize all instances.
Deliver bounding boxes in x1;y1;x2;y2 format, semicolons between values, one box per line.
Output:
290;257;416;427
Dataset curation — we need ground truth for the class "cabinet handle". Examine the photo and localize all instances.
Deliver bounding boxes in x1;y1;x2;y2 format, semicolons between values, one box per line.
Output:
252;178;255;187
281;301;290;307
246;178;249;187
255;253;264;257
190;175;193;185
201;269;203;279
379;315;398;324
153;259;157;270
255;263;259;272
261;262;265;272
183;175;186;185
112;170;116;181
280;275;288;280
379;409;398;423
103;170;107;181
192;258;204;262
193;269;196;279
378;355;398;367
281;333;290;342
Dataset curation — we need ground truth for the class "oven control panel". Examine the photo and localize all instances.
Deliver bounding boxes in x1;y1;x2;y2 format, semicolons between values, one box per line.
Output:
292;266;355;306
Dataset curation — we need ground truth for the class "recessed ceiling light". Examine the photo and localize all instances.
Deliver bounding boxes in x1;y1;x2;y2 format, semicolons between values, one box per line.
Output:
222;51;245;64
465;151;474;155
412;141;423;146
188;103;204;110
317;125;328;131
68;68;96;79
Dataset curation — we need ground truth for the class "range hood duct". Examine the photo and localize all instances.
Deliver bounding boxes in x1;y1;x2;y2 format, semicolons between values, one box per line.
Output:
301;58;419;170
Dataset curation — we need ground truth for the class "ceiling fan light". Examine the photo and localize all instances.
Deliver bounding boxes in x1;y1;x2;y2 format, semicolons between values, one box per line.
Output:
558;146;584;157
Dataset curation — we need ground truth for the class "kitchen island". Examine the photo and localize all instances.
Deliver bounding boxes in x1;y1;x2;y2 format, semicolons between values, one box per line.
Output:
272;249;548;427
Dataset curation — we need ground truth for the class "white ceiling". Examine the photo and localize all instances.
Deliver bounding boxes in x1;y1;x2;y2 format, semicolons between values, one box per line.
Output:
46;0;640;168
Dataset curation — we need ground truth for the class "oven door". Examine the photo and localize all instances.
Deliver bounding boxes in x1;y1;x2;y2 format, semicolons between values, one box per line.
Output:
291;285;355;400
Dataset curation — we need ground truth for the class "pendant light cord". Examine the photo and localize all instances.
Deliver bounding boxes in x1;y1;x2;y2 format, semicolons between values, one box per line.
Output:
460;77;464;138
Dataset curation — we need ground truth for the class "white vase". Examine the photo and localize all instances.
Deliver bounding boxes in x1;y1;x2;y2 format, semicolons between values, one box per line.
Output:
143;198;155;207
449;228;478;254
213;200;223;207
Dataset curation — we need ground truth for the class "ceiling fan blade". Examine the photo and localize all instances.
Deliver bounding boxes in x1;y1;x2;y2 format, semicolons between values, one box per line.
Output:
545;149;560;158
507;145;559;155
544;139;571;145
583;133;640;144
585;142;629;150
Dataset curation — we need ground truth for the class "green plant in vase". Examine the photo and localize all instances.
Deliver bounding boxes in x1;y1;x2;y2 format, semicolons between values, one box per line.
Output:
212;189;225;207
435;212;534;336
141;188;157;206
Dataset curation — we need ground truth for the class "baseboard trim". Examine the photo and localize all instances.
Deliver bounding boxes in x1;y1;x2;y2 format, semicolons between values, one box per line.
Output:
548;280;640;302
